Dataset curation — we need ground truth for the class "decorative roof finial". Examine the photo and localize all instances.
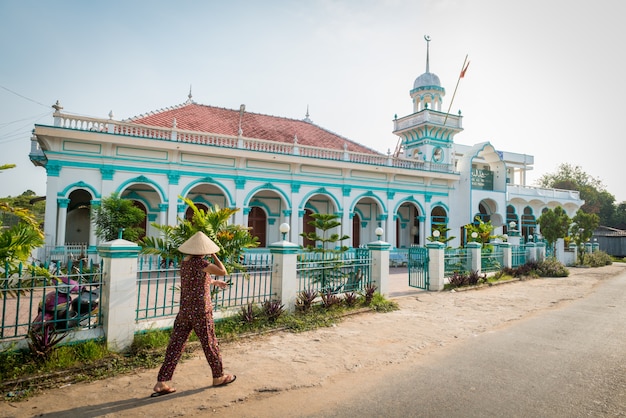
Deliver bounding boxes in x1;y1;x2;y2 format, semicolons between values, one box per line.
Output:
52;100;63;113
304;105;311;123
424;35;431;73
108;110;114;120
186;85;193;104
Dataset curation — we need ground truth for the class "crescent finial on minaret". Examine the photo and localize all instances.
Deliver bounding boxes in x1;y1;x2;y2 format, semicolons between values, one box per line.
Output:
424;35;431;73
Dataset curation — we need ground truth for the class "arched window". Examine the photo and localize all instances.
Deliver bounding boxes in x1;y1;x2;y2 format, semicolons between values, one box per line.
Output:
430;206;448;238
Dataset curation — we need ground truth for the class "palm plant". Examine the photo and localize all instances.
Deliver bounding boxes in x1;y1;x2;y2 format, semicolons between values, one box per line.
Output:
140;197;259;273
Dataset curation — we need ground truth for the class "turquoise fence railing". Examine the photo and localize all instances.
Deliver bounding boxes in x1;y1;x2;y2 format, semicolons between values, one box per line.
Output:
444;248;469;277
1;260;102;343
481;247;504;273
296;249;371;294
512;245;526;267
136;254;275;321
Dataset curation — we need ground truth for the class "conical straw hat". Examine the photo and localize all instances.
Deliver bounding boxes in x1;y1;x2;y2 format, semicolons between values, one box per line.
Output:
178;231;220;255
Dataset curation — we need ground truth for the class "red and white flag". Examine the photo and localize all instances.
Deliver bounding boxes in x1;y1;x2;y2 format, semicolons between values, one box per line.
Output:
460;60;470;78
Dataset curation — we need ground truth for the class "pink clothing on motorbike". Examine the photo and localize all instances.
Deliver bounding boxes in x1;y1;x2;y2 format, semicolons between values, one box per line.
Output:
157;256;224;381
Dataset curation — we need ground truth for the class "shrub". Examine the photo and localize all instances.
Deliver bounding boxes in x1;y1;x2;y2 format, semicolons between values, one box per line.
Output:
361;283;377;305
369;293;399;312
448;271;468;287
262;300;285;322
467;270;487;286
343;292;358;307
536;258;569;277
581;251;613;267
240;303;259;323
320;289;342;309
295;288;318;312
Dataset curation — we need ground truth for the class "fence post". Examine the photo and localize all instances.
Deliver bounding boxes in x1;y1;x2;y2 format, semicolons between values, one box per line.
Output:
525;242;536;263
500;242;512;268
97;238;140;352
467;242;482;273
426;242;445;291
535;241;546;262
367;239;391;297
269;240;300;312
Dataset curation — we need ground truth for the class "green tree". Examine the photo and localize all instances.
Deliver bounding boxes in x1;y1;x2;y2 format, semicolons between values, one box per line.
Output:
570;209;600;264
300;213;350;253
140;197;258;273
92;192;146;242
0;166;46;297
537;207;571;253
0;190;46;226
537;163;616;226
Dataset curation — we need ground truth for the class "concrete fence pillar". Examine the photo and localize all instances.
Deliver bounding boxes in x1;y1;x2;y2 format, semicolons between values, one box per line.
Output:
525;242;536;263
500;242;512;268
97;239;140;353
367;239;391;297
535;241;546;262
426;242;445;291
269;239;300;312
467;242;482;273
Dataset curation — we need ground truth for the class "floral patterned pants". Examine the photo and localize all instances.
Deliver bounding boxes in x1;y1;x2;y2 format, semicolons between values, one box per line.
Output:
157;308;223;381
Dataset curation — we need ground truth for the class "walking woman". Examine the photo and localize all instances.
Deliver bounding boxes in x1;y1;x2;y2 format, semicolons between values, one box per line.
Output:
152;231;236;397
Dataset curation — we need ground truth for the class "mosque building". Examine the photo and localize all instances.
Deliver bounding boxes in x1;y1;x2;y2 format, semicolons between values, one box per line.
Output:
29;39;583;259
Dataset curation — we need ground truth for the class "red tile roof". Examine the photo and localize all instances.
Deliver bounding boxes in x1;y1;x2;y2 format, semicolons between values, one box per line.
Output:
127;102;382;155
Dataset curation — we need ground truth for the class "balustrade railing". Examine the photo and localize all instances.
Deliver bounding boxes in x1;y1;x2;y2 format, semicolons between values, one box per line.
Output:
48;112;455;174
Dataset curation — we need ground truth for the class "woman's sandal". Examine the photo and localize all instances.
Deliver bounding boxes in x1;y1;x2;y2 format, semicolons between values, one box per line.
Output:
213;374;237;387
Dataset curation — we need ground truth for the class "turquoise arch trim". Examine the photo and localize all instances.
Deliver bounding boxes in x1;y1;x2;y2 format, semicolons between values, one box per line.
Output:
123;191;158;213
349;191;387;215
58;181;101;199
430;201;450;214
248;200;280;218
117;175;167;204
299;187;342;212
180;177;234;207
244;183;291;210
393;198;425;218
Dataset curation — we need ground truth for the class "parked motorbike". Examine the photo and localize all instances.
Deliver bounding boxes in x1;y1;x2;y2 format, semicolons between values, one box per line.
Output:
31;275;100;333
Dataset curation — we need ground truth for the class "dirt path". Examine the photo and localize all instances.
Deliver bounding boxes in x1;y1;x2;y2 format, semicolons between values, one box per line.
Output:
2;264;625;418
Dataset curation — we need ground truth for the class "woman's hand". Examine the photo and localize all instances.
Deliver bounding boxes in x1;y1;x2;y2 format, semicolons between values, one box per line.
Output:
211;279;229;289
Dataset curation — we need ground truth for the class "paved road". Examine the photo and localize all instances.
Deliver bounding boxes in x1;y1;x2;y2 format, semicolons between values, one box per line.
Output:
224;269;626;417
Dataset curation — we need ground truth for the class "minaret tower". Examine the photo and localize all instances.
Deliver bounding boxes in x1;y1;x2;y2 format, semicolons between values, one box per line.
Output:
392;35;463;165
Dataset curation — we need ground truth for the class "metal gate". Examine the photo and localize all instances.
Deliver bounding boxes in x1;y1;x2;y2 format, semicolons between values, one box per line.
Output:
408;245;429;289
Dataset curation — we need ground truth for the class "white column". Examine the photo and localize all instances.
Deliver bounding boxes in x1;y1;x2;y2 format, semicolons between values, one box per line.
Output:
56;198;70;246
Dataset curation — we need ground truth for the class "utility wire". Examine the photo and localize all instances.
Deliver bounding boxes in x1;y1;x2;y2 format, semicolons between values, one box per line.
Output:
0;84;50;108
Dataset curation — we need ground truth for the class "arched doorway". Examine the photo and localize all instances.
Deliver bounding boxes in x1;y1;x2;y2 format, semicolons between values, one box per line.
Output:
352;213;361;248
65;189;92;245
248;206;267;247
303;209;315;248
131;201;148;240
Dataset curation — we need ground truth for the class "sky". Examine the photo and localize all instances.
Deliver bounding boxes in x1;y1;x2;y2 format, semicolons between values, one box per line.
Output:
1;0;625;203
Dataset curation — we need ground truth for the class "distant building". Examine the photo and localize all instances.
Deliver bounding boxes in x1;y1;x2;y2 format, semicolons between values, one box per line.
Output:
29;40;583;259
593;226;626;258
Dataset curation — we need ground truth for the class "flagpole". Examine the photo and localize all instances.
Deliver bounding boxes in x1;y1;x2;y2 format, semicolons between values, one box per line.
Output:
443;54;469;127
